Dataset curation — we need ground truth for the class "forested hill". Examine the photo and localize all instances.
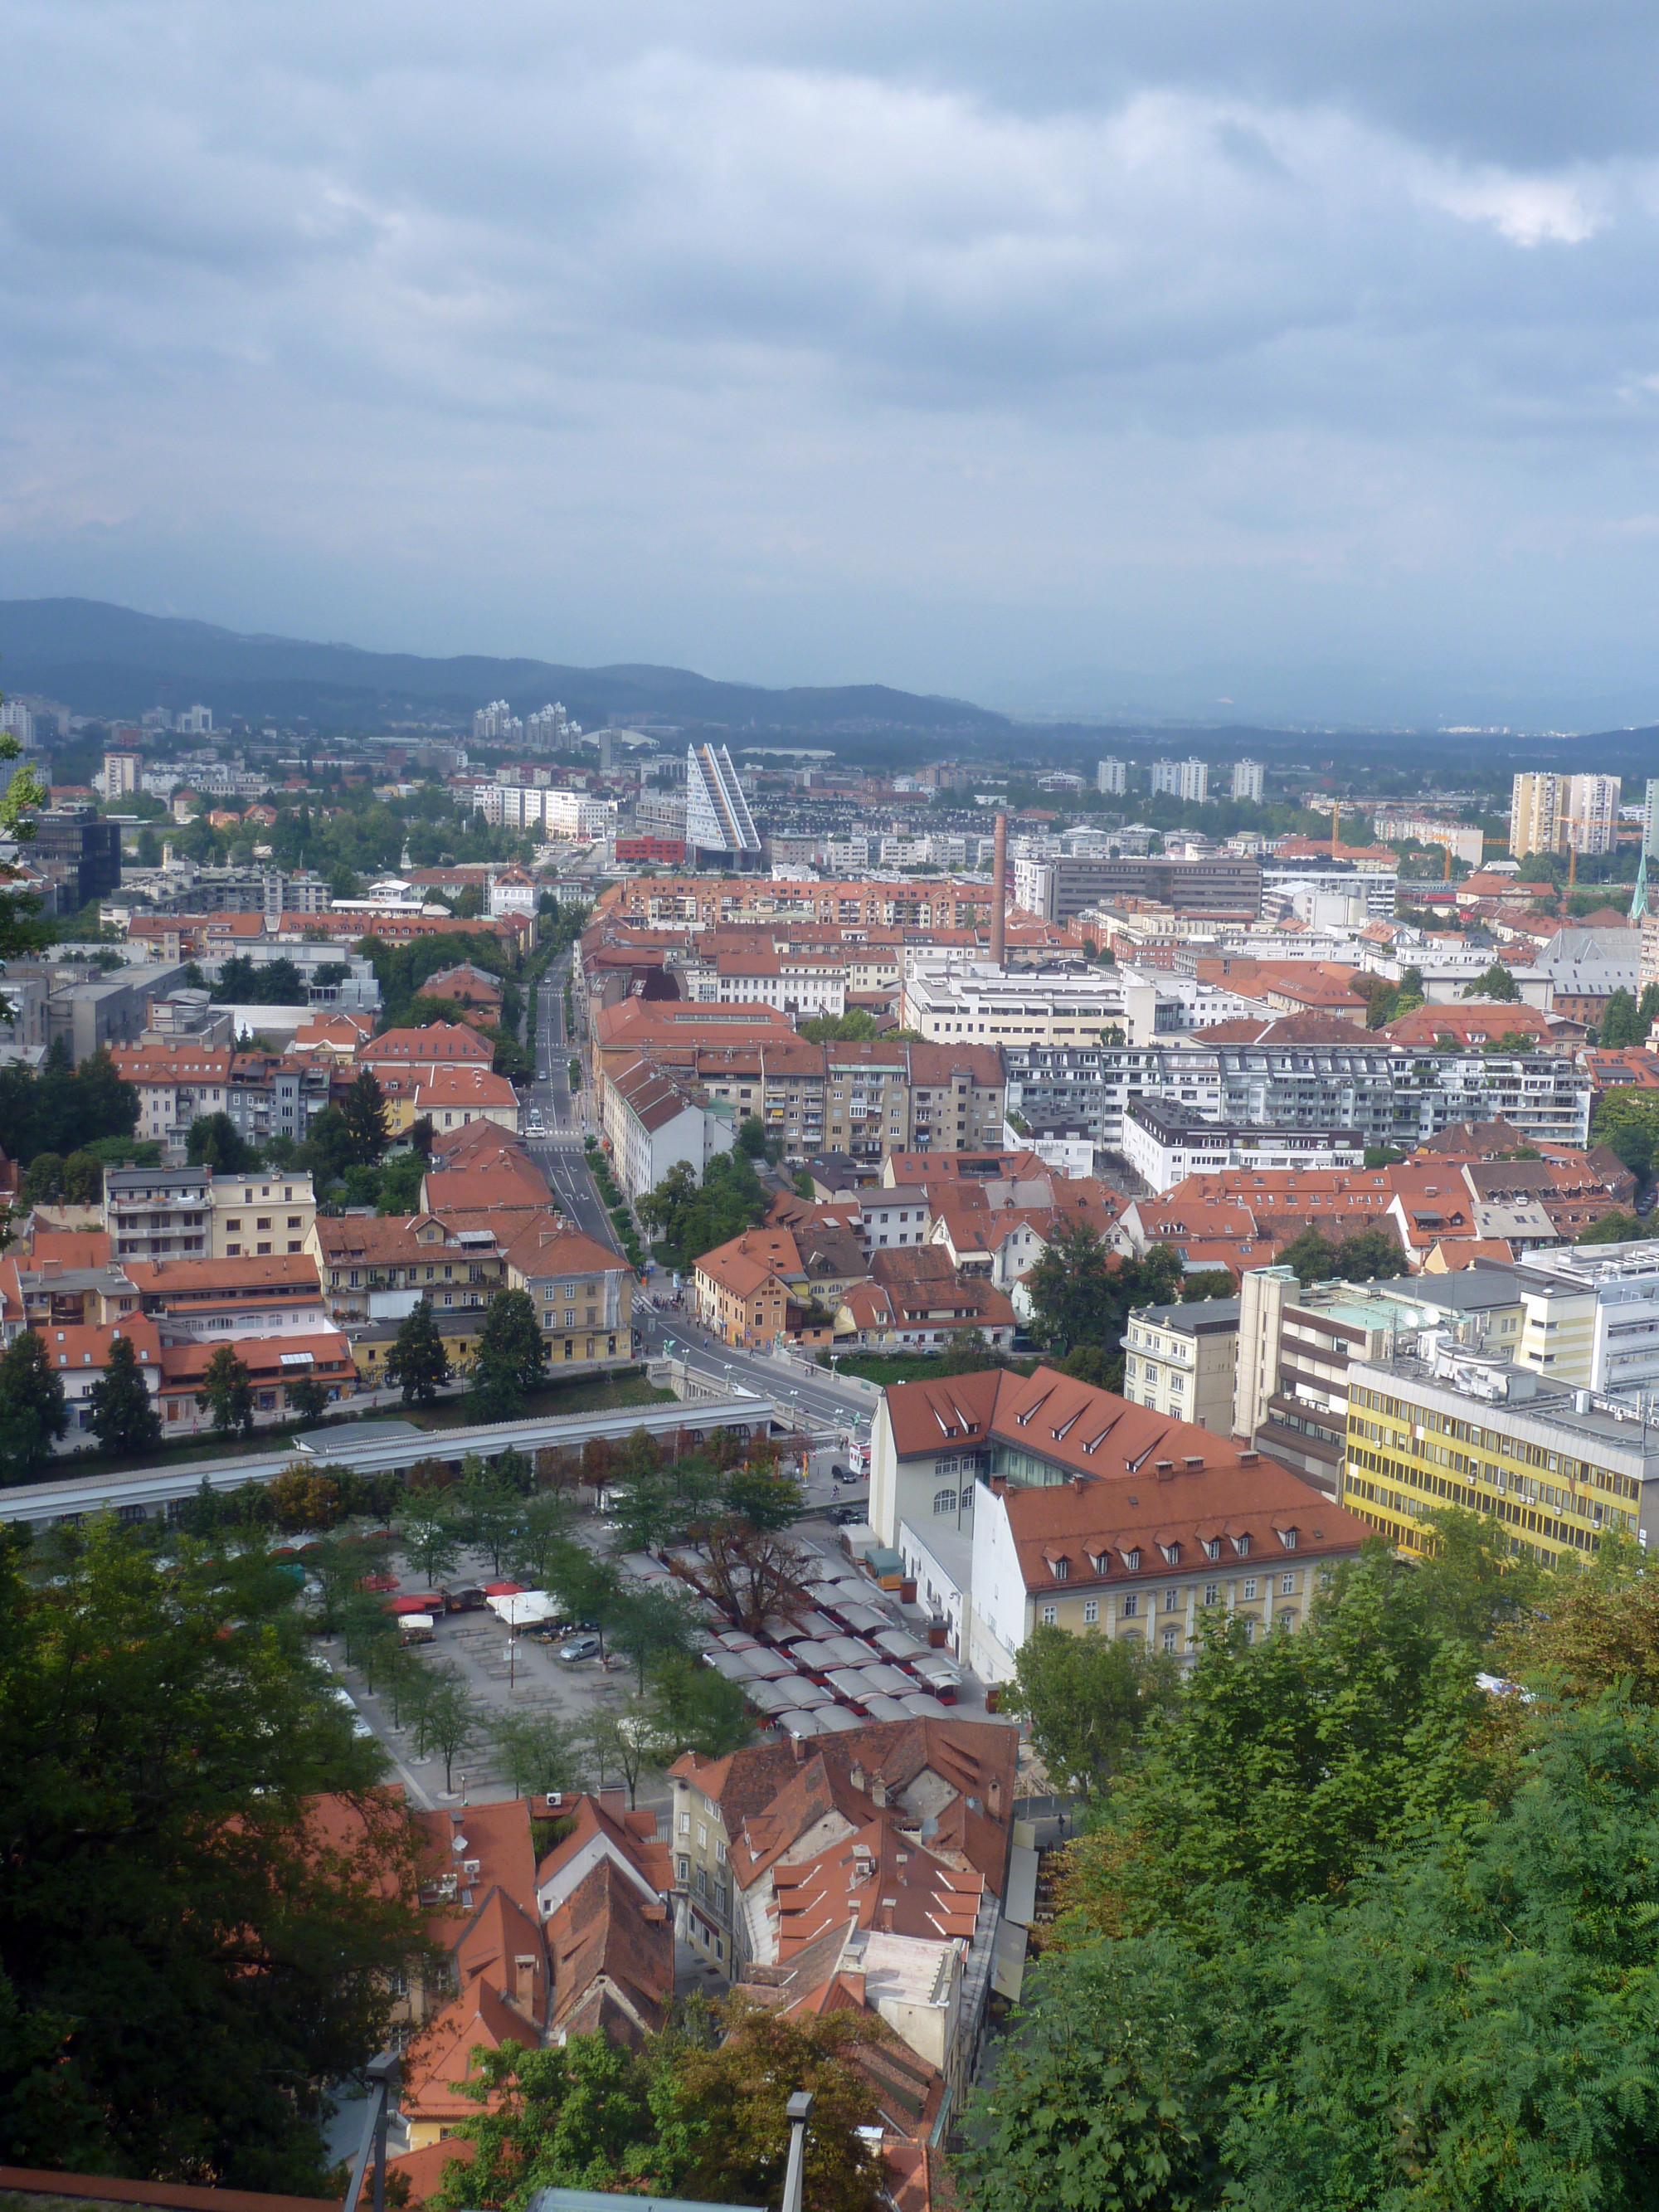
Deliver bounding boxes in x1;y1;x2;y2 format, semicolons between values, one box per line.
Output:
0;597;1010;736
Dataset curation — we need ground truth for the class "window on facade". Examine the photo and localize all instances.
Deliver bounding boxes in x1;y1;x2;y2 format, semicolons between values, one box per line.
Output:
932;1488;957;1514
1204;1582;1219;1606
1083;1599;1098;1624
1041;1604;1058;1625
1162;1628;1178;1653
1282;1573;1296;1595
1243;1578;1258;1601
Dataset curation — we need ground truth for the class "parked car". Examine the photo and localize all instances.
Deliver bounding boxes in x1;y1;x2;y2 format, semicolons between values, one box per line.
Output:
824;1504;864;1527
559;1633;602;1662
833;1467;861;1487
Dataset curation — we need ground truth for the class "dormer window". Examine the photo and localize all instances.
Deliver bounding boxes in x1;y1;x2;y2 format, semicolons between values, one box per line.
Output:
1205;1538;1222;1562
1278;1527;1299;1550
1233;1533;1250;1557
1052;1557;1069;1580
1160;1542;1180;1565
1122;1547;1141;1571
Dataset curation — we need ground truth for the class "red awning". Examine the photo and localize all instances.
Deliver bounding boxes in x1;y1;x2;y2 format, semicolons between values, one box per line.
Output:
484;1581;524;1597
387;1593;444;1615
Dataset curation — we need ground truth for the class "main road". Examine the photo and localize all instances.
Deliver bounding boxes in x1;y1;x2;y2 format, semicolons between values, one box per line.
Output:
518;947;880;1445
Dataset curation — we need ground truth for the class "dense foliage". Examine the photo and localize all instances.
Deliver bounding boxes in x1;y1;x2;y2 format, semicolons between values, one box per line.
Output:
964;1537;1659;2212
0;1523;426;2189
1022;1222;1231;1392
638;1147;770;1269
434;2000;890;2212
0;1045;138;1167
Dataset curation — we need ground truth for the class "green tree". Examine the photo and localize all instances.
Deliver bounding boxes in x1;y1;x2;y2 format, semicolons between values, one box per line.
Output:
85;1332;162;1458
645;1657;754;1758
398;1499;462;1588
1578;1208;1651;1245
1590;1084;1659;1181
339;1065;392;1166
611;1584;701;1692
469;1288;547;1419
508;1491;575;1589
20;1152;62;1205
60;1149;105;1205
487;1710;579;1798
0;1520;425;2189
1058;1544;1494;1942
409;1662;479;1794
285;1373;331;1424
186;1111;259;1173
735;1113;769;1158
1004;1625;1179;1798
1413;1503;1550;1647
1461;960;1520;1000
0;1330;69;1482
456;1468;523;1574
375;1147;426;1214
1025;1224;1185;1390
387;1297;450;1405
195;1344;255;1438
1598;984;1642;1045
1638;982;1659;1040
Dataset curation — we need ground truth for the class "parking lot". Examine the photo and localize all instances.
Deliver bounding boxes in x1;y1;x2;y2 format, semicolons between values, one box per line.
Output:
316;1518;649;1812
319;1476;995;1822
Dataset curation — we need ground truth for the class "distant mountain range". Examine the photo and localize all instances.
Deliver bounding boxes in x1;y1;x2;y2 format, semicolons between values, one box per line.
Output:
0;598;1010;737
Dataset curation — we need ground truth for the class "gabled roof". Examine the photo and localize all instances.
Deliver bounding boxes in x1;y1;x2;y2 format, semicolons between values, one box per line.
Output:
399;1977;536;2125
995;1456;1368;1596
362;1023;493;1065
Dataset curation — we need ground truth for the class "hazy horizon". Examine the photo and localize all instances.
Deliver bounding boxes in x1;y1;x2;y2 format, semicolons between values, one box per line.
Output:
8;2;1659;732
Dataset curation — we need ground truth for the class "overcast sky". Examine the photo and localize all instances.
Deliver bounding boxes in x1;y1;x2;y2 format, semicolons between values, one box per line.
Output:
5;0;1659;726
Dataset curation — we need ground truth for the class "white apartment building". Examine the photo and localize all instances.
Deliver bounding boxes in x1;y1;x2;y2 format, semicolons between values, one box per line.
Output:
1230;760;1265;803
1151;758;1209;802
901;956;1127;1047
1372;814;1485;866
1097;758;1128;796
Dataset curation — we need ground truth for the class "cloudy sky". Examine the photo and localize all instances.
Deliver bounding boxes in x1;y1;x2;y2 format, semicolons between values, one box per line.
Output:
5;0;1659;725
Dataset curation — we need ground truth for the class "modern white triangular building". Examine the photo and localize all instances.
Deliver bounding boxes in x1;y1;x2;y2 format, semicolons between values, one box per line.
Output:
685;743;761;862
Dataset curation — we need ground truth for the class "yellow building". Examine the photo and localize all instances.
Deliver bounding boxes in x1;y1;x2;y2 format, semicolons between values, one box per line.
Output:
1343;1352;1652;1566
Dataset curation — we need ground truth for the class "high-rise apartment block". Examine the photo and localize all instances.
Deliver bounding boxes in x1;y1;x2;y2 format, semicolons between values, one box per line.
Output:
1230;759;1265;802
1097;757;1127;796
1510;771;1619;858
1151;758;1209;802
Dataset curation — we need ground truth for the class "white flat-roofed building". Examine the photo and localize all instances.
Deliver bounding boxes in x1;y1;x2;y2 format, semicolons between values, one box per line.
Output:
1121;1098;1364;1194
901;955;1126;1047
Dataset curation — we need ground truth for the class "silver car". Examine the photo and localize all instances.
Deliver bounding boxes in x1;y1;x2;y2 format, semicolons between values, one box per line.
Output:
559;1633;601;1662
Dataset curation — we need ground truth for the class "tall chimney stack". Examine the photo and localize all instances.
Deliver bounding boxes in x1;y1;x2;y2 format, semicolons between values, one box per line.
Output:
990;811;1008;969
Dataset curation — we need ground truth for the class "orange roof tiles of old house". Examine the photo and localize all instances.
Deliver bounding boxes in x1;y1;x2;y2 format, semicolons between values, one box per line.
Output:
382;2136;477;2206
27;1230;113;1269
362;1023;494;1065
407;1065;520;1109
40;1318;163;1372
158;1331;353;1384
769;1816;984;1957
674;1718;1018;1897
1378;1004;1555;1048
126;1253;324;1298
399;1977;537;2129
696;1227;805;1294
547;1855;672;2045
988;1450;1369;1599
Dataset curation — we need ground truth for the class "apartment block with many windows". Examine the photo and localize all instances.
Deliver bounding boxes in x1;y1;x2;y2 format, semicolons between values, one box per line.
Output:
1343;1351;1659;1567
